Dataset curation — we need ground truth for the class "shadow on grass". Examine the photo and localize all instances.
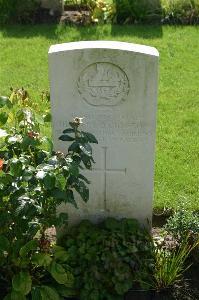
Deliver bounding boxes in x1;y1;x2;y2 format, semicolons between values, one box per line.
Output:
110;25;163;39
1;24;59;39
1;24;163;41
73;24;163;40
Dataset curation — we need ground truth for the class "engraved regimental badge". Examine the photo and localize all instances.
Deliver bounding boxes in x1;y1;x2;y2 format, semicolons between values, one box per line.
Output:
77;62;129;106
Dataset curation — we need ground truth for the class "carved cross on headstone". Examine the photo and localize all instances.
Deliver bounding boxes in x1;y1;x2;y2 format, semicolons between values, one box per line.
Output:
90;146;126;211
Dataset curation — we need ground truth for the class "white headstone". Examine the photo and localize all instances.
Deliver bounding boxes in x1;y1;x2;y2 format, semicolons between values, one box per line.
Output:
48;41;159;227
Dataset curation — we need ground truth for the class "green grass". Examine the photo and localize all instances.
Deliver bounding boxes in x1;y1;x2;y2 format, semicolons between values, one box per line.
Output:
0;25;198;211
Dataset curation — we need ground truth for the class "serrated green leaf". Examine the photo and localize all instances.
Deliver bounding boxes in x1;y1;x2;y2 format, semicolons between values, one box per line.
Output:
22;169;33;181
35;114;44;125
65;189;77;208
68;141;79;152
49;261;70;285
62;128;74;134
43;173;55;190
21;136;40;150
10;158;23;177
78;174;90;184
53;245;69;262
0;112;8;125
59;135;74;141
40;286;60;300
43;112;51;123
81;154;92;169
75;181;89;202
79;143;92;157
32;253;52;267
56;212;68;227
51;189;68;201
69;163;79;177
41;137;53;152
55;174;66;191
82;131;98;144
16;109;26;123
12;271;32;295
19;239;38;257
5;98;13;109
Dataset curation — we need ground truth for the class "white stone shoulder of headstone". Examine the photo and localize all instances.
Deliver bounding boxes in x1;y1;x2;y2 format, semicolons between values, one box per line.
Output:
48;41;159;228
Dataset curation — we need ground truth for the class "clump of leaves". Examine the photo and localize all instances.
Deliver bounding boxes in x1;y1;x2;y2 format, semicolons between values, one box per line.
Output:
162;0;199;25
0;89;98;299
64;0;115;24
164;207;199;264
164;209;199;243
60;218;155;300
152;235;198;291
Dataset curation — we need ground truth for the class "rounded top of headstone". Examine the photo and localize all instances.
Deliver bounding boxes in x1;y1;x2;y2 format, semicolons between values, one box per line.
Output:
48;41;159;57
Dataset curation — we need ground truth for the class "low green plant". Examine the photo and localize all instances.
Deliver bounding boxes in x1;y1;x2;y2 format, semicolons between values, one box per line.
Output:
164;209;199;242
152;236;198;290
91;0;116;24
113;0;162;24
161;0;199;24
0;89;98;299
60;218;155;300
64;0;115;23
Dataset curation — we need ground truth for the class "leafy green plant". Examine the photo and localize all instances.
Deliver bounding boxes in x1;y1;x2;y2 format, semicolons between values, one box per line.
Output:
113;0;162;24
64;0;115;24
60;218;155;300
164;208;199;263
164;209;199;242
161;0;199;24
0;242;75;300
91;0;116;24
0;89;98;299
152;236;198;290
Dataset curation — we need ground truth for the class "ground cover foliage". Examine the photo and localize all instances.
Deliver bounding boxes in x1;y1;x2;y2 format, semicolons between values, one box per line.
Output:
114;0;199;24
0;89;98;299
0;25;198;211
60;218;155;299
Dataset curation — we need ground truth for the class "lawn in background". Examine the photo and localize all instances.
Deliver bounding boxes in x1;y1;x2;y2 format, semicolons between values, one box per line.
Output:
0;25;198;211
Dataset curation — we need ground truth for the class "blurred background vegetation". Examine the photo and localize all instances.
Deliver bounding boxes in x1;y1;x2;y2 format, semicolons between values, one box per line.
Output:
0;0;199;25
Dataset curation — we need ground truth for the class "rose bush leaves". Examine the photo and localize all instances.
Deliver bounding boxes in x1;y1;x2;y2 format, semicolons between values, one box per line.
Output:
0;90;97;299
12;272;32;296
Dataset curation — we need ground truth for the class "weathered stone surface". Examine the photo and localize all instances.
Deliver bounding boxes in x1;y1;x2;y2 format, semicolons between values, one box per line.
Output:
48;41;159;227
